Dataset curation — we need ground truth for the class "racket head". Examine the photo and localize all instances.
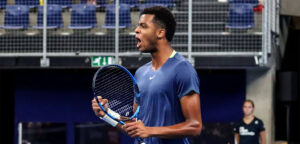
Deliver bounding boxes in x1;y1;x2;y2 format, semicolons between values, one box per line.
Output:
92;64;140;121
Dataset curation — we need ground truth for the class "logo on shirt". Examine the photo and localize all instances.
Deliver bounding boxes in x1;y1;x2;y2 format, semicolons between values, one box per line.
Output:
239;127;255;136
149;75;156;80
255;120;259;125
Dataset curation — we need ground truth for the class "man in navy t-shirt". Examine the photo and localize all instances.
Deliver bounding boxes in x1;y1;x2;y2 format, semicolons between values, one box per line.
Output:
92;6;202;144
122;6;202;144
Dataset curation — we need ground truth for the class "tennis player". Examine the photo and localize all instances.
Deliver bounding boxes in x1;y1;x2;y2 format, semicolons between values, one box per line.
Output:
233;100;266;144
92;6;202;144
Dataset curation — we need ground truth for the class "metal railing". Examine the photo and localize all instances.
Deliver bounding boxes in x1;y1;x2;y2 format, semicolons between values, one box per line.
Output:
0;0;278;67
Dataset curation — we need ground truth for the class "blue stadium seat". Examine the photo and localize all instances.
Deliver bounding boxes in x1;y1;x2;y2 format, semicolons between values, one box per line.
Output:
139;3;166;12
0;0;7;9
48;0;72;8
114;0;139;8
33;5;63;29
229;0;259;6
102;4;131;29
15;0;39;8
144;0;174;7
81;0;106;8
69;4;97;29
1;5;30;29
226;3;254;29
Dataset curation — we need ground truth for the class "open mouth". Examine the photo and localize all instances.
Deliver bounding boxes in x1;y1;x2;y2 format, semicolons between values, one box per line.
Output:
136;37;142;48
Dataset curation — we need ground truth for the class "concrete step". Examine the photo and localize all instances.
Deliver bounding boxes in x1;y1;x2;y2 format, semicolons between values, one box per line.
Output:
176;22;226;32
177;1;229;12
173;11;228;23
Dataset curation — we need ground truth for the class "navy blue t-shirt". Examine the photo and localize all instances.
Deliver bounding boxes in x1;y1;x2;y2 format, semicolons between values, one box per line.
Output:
233;117;265;144
134;53;200;144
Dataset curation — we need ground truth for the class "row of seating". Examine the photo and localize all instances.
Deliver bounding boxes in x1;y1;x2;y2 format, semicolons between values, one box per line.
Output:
0;0;174;9
228;0;259;6
0;3;258;30
1;4;144;29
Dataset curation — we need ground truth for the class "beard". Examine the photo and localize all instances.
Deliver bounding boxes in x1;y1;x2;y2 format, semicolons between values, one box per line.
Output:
140;37;158;53
141;47;158;53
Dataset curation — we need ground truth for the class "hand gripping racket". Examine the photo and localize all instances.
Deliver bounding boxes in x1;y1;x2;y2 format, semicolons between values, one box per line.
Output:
92;64;145;144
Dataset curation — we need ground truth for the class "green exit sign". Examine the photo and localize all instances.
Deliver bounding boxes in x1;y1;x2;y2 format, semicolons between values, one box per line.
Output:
91;56;115;67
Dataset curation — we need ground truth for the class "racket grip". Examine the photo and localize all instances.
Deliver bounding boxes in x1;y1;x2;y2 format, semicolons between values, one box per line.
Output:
107;108;121;120
99;115;118;127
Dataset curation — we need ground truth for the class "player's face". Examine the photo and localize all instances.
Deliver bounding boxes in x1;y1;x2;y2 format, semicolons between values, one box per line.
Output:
135;14;159;53
243;102;254;116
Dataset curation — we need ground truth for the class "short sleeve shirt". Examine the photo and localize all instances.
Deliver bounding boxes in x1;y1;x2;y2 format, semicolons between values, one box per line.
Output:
134;53;200;144
233;117;265;144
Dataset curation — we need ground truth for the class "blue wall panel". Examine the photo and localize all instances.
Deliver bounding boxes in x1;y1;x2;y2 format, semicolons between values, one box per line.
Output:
199;71;245;122
14;70;245;144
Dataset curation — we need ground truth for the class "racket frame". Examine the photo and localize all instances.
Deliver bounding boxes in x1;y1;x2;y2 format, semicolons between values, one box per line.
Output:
92;64;141;125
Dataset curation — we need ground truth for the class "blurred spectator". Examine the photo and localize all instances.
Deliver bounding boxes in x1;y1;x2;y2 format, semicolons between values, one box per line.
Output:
233;100;266;144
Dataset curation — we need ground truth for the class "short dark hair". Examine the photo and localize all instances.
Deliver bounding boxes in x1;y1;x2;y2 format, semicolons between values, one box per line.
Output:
244;99;255;108
141;6;176;42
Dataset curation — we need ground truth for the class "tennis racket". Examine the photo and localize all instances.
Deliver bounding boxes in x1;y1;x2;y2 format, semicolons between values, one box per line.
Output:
92;64;145;144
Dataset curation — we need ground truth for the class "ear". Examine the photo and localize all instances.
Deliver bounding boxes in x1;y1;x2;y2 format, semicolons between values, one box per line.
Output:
156;29;166;40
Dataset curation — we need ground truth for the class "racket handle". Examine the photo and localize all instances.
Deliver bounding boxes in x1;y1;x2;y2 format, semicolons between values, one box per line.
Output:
99;115;118;127
107;108;121;120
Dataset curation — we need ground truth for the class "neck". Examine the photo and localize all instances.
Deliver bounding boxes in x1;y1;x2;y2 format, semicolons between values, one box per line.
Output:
244;114;254;120
151;41;173;70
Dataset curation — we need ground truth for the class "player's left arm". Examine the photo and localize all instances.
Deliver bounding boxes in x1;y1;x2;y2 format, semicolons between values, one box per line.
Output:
259;130;266;144
123;91;202;138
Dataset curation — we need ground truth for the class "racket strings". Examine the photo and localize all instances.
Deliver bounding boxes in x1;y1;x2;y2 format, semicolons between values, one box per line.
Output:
94;66;135;117
95;78;133;114
95;68;133;99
